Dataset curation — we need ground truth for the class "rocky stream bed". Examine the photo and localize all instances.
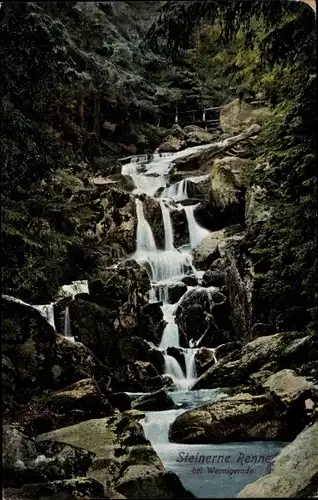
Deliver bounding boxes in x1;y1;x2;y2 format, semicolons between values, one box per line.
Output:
3;120;318;499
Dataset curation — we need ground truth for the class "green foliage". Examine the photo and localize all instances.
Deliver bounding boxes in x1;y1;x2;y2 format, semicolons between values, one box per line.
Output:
144;0;315;66
246;76;317;332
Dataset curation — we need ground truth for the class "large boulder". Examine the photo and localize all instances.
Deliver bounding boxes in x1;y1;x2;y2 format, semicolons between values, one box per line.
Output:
220;99;270;134
238;422;318;498
175;288;231;347
192;225;243;270
2;297;112;408
210;156;254;224
26;378;111;434
170;206;189;247
192;332;316;393
132;388;176;411
111;361;164;393
3;425;95;488
169;393;284;444
35;412;194;499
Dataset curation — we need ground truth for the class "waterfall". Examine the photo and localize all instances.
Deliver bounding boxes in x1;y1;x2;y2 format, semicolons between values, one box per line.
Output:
159;200;174;250
33;303;56;331
63;306;71;336
183;204;210;249
184;349;197;381
135;198;157;253
164;354;190;391
162;179;188;201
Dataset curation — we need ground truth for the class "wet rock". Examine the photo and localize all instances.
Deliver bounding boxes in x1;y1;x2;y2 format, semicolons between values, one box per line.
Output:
192;332;316;391
139;193;164;249
195;347;217;377
214;341;243;360
135;302;166;346
162;375;178;392
170;207;189;247
202;270;225;287
181;275;198;286
107;173;136;192
119;336;165;374
35;411;193;499
44;378;102;417
238;422;318;498
169;393;284;444
175;289;211;344
168;282;187;304
132;388;176;411
3;425;95;488
192;225;243;270
220;98;270;134
111;361;164;393
109;393;132;412
172;151;203;173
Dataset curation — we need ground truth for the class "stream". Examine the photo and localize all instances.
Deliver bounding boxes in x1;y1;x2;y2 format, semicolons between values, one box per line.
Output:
122;145;287;498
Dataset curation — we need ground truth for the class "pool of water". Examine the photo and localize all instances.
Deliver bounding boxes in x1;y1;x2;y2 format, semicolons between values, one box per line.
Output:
128;389;288;498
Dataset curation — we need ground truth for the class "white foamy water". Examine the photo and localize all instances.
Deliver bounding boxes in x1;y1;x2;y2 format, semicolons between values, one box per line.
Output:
162;179;188;201
63;305;75;343
160;200;174;250
135;198;157;252
183;204;211;249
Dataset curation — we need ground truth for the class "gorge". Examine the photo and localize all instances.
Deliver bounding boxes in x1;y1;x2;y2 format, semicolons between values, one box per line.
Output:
1;1;317;500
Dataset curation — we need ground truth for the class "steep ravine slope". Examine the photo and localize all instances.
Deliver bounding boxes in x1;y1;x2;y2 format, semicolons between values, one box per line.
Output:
1;2;317;499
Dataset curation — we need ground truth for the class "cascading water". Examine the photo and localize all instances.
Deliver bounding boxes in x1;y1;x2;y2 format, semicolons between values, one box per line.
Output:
119;145;288;498
135;198;157;253
159;200;174;250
